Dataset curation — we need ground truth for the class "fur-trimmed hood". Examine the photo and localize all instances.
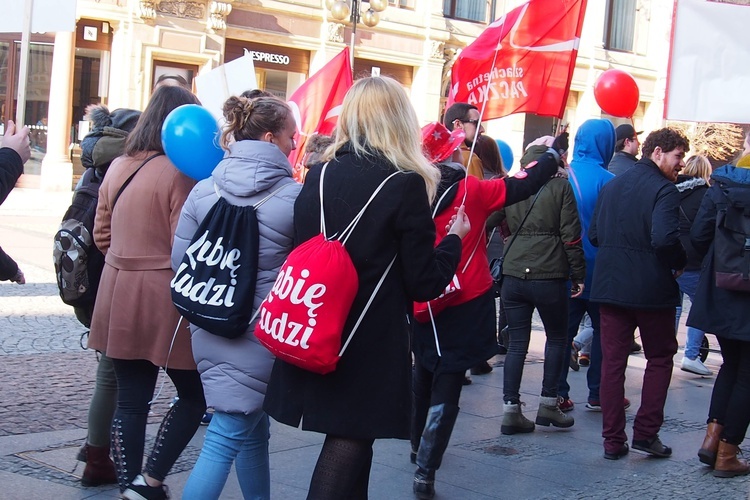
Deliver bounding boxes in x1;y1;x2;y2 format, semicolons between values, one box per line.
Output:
675;175;708;193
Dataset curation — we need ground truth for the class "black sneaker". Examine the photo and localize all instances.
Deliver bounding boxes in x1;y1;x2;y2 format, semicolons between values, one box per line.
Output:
632;436;672;458
604;443;629;460
122;475;170;500
470;361;493;375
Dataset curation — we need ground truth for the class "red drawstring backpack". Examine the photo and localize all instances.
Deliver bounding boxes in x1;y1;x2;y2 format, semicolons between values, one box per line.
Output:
254;163;400;374
413;181;481;323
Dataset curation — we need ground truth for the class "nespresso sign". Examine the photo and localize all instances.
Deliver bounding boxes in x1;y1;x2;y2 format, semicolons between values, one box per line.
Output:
250;51;289;66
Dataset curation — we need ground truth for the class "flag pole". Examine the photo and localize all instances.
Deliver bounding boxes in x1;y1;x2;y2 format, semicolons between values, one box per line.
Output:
459;0;507;207
16;0;34;127
349;0;359;76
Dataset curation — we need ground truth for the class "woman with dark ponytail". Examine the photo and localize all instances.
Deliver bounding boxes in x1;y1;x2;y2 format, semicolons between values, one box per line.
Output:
174;95;300;499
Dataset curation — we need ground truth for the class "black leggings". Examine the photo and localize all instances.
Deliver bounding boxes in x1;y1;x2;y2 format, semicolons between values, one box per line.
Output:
307;435;375;500
110;358;206;490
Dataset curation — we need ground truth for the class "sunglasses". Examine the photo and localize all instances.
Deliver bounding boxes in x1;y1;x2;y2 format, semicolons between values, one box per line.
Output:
460;119;480;126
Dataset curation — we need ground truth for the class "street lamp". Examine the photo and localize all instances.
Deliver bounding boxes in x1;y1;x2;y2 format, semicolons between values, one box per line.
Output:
326;0;388;70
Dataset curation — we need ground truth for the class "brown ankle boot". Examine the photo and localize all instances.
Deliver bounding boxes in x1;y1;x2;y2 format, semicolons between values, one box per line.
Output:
698;420;723;467
80;444;118;487
713;440;750;478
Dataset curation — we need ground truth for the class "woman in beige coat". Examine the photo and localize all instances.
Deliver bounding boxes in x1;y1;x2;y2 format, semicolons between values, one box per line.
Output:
88;85;206;500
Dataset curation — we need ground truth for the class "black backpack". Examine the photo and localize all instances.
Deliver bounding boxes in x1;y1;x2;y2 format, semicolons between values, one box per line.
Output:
714;187;750;292
53;107;141;327
171;187;283;339
53;169;105;326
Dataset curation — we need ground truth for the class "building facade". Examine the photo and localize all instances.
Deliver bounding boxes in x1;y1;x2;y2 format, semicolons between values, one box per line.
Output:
3;0;673;189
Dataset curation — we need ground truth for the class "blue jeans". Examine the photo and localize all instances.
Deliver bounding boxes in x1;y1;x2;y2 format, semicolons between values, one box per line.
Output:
559;298;602;402
182;410;271;500
501;277;568;404
676;270;706;360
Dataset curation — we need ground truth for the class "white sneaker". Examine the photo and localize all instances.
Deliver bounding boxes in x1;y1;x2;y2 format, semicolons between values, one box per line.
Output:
681;356;712;376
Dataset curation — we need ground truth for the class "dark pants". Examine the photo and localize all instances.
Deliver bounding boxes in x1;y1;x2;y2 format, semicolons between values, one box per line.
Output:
502;277;569;404
558;299;602;402
111;358;206;490
708;337;750;445
411;361;465;448
599;305;677;453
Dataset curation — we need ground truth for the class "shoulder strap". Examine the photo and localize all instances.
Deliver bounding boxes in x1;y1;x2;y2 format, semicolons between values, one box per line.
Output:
111;153;163;211
432;181;461;218
319;161;402;244
503;180;549;258
255;184;290;208
679;205;691;225
339;254;397;357
212;182;290;208
430;179;480;272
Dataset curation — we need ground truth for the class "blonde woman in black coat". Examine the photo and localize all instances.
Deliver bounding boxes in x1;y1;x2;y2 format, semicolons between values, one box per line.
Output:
264;76;470;499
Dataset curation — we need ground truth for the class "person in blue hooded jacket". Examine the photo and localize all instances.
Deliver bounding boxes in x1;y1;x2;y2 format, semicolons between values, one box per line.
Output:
556;119;620;413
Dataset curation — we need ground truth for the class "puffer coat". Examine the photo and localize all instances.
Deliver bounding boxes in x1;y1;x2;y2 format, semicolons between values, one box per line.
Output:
171;140;301;414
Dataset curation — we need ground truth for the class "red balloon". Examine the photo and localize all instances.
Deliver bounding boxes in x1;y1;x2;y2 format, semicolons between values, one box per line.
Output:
594;69;640;118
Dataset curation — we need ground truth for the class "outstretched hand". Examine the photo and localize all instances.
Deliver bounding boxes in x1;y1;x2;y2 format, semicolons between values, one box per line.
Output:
11;268;25;285
446;205;471;239
2;121;31;164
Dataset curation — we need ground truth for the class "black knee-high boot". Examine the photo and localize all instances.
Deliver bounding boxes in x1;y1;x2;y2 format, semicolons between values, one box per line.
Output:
413;404;460;500
411;387;430;464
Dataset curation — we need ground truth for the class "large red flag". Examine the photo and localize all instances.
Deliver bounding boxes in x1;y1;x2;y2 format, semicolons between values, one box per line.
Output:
448;0;587;120
287;48;353;182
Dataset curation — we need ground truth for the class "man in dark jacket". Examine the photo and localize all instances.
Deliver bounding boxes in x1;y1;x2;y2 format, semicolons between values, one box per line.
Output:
0;120;31;284
607;124;642;176
589;128;689;461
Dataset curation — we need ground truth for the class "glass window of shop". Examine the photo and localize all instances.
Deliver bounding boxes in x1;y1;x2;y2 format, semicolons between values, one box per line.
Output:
0;37;54;177
0;21;111;179
353;59;413;88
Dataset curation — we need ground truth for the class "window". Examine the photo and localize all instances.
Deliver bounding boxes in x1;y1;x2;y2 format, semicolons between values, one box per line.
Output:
604;0;636;52
152;61;197;91
387;0;415;9
444;0;486;23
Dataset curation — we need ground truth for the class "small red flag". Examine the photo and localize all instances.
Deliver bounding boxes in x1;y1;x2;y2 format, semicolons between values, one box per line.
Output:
287;48;353;182
448;0;587;120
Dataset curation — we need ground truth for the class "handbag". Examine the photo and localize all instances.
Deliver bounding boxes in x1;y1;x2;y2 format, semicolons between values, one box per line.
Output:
489;181;549;297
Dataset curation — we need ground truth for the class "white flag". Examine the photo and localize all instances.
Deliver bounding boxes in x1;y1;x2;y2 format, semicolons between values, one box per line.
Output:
666;0;750;124
195;52;258;120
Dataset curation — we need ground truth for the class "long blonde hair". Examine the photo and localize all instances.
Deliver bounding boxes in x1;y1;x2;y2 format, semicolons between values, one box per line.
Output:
323;76;440;201
683;154;711;183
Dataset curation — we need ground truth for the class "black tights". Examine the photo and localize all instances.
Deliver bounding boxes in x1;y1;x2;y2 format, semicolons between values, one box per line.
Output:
307;435;375;500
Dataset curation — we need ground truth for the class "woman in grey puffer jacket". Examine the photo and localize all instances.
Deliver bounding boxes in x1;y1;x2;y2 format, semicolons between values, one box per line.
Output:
172;95;300;499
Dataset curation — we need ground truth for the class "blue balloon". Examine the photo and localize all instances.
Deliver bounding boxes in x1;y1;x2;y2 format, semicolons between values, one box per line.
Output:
161;104;224;181
495;139;514;173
